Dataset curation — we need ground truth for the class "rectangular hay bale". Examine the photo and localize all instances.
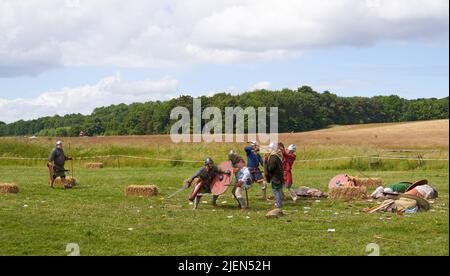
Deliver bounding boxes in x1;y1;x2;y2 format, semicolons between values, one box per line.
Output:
125;185;159;197
354;178;383;188
49;176;77;187
329;186;367;200
0;183;19;194
86;162;104;169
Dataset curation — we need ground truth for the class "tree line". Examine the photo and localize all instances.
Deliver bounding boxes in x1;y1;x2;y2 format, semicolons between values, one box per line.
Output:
0;86;448;137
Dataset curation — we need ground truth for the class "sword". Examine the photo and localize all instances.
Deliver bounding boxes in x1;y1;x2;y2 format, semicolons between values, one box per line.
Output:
167;182;190;199
245;188;249;208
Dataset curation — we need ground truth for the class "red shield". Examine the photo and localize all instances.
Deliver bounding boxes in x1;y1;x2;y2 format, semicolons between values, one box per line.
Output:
211;161;234;196
328;174;353;189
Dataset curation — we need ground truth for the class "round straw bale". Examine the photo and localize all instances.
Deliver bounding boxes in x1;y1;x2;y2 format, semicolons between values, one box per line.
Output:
0;183;19;194
328;186;367;200
85;162;104;169
125;185;159;197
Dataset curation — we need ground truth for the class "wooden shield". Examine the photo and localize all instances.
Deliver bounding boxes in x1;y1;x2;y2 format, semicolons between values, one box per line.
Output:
211;161;234;196
406;179;428;192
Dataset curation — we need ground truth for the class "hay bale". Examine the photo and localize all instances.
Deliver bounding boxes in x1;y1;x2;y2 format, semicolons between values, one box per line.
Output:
354;178;382;188
49;177;77;187
329;186;367;200
125;185;159;197
85;162;104;169
0;183;19;194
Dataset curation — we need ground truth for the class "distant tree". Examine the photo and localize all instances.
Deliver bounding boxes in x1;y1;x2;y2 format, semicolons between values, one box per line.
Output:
0;89;448;137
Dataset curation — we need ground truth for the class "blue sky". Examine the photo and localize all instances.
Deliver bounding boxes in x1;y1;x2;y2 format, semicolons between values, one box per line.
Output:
0;0;448;123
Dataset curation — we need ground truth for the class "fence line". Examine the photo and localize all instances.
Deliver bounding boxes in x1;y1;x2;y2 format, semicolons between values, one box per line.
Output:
0;155;448;163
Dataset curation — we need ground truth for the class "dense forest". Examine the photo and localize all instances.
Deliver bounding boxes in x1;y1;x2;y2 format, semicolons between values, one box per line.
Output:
0;86;448;137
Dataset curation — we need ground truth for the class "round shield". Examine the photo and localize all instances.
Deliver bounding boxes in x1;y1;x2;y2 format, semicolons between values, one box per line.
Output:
328;174;353;189
211;161;234;196
406;179;428;192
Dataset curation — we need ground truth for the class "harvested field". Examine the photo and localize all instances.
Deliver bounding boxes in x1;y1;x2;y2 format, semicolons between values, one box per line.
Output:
2;119;447;149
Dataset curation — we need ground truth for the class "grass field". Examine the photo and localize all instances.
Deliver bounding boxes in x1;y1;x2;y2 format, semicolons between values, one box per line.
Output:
0;120;448;256
0;167;448;256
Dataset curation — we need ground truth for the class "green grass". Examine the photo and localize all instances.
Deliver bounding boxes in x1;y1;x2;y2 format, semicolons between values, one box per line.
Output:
0;166;448;256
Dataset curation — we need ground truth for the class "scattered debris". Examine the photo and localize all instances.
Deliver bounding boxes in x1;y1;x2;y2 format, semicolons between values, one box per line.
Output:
295;187;328;198
364;194;430;214
327;229;336;233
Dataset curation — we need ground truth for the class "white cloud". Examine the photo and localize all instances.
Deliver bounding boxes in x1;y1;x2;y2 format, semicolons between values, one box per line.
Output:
0;0;448;76
312;79;372;92
0;74;179;123
250;81;272;91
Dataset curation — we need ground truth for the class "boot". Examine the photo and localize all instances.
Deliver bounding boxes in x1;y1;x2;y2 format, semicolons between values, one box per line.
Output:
289;188;298;203
194;196;201;210
237;198;246;210
261;187;267;200
211;195;219;207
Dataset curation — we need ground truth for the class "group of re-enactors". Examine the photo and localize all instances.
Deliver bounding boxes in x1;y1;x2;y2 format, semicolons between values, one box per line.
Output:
47;140;298;211
184;141;298;211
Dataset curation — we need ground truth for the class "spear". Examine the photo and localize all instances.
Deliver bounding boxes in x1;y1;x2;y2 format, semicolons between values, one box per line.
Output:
69;142;74;179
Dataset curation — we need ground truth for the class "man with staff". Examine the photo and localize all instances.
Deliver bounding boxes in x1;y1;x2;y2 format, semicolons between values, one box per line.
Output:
48;140;72;188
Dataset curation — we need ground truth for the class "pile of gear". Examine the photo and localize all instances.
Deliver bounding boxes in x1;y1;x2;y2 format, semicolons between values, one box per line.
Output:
365;179;438;214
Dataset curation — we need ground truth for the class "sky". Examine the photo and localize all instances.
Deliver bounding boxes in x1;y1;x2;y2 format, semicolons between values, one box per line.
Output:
0;0;448;124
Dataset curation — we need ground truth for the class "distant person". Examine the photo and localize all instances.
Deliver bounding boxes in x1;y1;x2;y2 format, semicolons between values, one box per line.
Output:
231;157;252;211
264;142;284;210
281;143;298;203
184;157;231;210
48;141;72;188
244;141;267;200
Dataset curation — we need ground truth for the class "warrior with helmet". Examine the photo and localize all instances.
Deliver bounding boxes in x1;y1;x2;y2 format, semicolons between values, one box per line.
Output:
244;141;268;200
48;140;72;188
184;157;231;210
